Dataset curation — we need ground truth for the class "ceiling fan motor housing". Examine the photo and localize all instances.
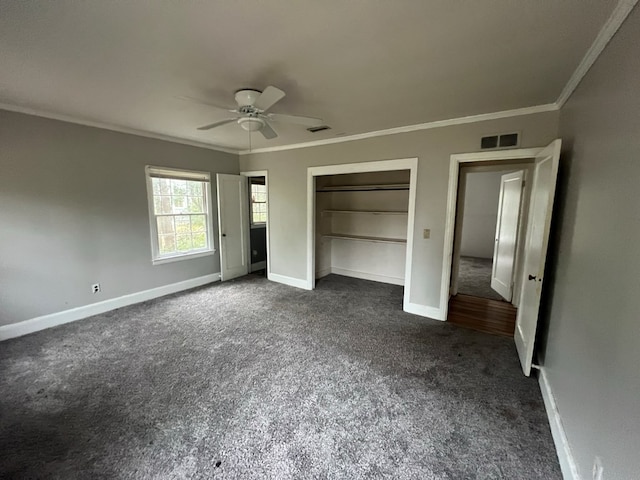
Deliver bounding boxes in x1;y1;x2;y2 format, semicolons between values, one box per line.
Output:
235;89;261;107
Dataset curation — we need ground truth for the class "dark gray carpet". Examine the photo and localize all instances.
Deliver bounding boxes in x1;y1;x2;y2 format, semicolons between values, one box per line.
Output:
0;274;560;479
458;256;504;301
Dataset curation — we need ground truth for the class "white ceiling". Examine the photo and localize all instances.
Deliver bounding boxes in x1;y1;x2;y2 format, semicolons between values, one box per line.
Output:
0;0;619;152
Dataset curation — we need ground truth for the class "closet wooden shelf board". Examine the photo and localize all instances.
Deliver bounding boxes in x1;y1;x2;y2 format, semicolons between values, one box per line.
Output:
316;183;410;192
322;233;407;245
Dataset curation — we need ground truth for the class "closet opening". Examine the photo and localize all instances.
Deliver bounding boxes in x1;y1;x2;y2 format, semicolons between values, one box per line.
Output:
306;158;418;311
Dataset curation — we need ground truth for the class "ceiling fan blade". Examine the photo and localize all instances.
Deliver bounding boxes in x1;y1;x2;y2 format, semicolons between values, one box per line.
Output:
267;112;323;127
197;118;237;131
254;86;285;111
176;95;237;112
259;121;278;139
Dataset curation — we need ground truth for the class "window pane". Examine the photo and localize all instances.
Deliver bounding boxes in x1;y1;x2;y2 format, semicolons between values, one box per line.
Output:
192;232;206;249
256;212;266;223
159;234;176;254
171;179;187;195
176;234;192;252
191;215;206;232
175;215;191;233
160;196;172;214
157;216;175;235
148;170;211;260
172;195;187;213
159;178;171;195
187;181;202;196
188;196;204;213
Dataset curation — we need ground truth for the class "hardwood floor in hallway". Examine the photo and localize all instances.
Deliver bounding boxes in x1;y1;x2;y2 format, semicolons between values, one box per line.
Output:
448;294;517;337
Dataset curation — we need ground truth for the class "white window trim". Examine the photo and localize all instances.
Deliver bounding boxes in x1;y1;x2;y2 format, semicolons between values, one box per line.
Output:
145;165;216;265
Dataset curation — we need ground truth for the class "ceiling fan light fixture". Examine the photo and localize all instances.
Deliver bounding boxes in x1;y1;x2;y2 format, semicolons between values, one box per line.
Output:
237;116;265;132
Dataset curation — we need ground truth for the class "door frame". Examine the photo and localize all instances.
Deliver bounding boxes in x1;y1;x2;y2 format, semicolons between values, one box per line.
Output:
240;170;271;279
306;158;418;310
441;148;542;319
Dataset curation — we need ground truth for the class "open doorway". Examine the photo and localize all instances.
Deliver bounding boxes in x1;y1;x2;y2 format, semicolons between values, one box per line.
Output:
451;161;534;303
441;141;561;376
241;171;269;277
448;161;533;337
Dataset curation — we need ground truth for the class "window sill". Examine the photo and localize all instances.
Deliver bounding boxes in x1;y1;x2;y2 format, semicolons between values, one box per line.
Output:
251;224;267;229
152;249;216;266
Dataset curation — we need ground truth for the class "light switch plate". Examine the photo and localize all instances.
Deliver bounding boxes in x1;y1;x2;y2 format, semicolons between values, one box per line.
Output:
423;229;430;239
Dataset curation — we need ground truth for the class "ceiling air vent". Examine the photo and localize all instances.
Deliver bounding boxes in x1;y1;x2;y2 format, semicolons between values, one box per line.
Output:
481;132;519;150
307;125;331;133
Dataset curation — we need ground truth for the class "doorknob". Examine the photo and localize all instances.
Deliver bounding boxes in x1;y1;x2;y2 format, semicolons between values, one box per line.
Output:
222;233;226;237
528;274;537;281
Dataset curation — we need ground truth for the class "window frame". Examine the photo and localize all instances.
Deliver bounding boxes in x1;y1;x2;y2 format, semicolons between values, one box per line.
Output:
145;165;216;265
249;180;268;227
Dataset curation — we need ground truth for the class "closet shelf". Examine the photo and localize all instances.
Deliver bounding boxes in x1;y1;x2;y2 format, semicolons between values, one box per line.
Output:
322;233;407;245
322;210;408;216
316;183;409;192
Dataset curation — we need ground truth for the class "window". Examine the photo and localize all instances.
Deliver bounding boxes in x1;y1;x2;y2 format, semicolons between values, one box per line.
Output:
145;166;214;264
250;178;267;225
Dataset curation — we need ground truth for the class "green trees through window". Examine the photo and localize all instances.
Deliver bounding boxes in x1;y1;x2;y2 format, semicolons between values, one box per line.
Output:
146;167;213;262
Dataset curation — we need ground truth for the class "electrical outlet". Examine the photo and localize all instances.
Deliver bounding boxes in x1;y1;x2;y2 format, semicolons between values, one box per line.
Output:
423;229;431;239
91;283;101;294
593;456;603;480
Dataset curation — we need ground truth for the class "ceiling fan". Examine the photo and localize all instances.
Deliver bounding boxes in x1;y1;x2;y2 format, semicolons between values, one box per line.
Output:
182;86;323;140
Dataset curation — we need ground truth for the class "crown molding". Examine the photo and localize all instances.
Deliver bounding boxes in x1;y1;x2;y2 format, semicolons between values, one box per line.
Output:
556;0;638;107
0;102;240;155
239;104;559;155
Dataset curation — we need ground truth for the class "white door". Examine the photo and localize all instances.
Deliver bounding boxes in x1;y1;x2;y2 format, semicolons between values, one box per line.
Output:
491;170;525;301
515;139;561;376
216;174;249;281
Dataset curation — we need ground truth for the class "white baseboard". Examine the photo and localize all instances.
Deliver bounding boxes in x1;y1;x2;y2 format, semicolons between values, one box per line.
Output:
330;267;405;286
403;301;446;321
250;261;266;272
316;267;332;279
0;273;221;341
268;273;311;290
538;367;580;480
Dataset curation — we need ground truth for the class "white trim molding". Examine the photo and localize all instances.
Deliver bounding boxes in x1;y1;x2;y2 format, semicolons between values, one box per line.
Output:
0;273;221;341
0;102;238;155
268;273;311;290
250;261;267;272
240;104;558;155
538;367;580;480
329;267;404;286
556;0;639;107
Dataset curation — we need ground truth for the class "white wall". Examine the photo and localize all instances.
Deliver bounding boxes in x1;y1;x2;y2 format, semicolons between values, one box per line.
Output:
240;111;559;315
459;171;503;258
0;110;238;327
539;5;640;479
